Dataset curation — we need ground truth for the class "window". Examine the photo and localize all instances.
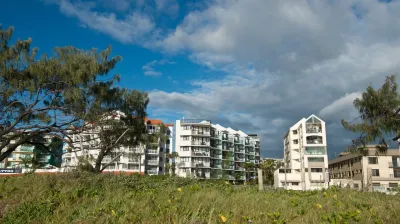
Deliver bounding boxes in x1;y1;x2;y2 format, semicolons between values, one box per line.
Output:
368;157;378;164
181;146;190;151
311;168;323;173
292;182;299;186
182;126;190;130
305;147;325;155
166;140;170;144
292;130;297;135
182;136;190;141
389;183;398;188
372;183;381;187
293;140;298;144
372;169;380;176
308;157;324;163
159;166;163;172
354;184;359;188
180;157;190;162
160;148;163;152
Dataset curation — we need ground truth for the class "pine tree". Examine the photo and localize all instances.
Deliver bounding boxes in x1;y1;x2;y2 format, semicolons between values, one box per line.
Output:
341;75;400;153
0;26;149;170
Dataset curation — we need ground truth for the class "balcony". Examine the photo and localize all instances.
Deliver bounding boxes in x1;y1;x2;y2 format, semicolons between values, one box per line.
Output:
225;175;235;180
223;165;235;170
306;136;323;144
191;141;210;146
236;167;245;171
147;160;159;165
235;158;245;162
193;152;210;157
147;150;158;154
255;144;260;148
147;170;158;175
306;124;322;134
389;162;400;168
235;149;245;154
180;119;211;125
211;164;222;169
192;130;210;135
193;162;210;168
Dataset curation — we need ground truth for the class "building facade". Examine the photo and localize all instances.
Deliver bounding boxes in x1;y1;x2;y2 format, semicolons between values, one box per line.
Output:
0;136;63;169
329;145;400;191
174;119;260;181
274;114;329;190
62;117;172;175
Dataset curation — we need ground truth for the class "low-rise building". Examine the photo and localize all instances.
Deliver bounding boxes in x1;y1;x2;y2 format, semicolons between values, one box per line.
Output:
329;145;400;191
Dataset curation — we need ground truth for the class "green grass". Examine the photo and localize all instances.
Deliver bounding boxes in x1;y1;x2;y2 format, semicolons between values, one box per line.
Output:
0;173;399;224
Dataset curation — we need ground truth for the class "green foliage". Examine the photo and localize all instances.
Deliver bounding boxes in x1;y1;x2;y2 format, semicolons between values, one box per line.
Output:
0;174;398;224
342;75;400;153
260;159;282;185
0;26;148;165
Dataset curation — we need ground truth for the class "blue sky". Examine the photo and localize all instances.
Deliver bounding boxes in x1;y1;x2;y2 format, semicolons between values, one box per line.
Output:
1;0;400;158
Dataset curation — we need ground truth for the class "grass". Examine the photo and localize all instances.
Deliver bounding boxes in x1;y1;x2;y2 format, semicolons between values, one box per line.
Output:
0;173;399;224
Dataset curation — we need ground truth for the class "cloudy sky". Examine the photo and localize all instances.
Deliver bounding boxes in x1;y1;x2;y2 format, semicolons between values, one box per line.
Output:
2;0;399;158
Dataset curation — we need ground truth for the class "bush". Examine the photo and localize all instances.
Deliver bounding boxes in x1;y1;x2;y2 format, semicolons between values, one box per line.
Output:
0;174;399;223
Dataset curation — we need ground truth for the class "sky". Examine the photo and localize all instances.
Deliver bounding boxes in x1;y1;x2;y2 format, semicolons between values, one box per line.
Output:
1;0;400;159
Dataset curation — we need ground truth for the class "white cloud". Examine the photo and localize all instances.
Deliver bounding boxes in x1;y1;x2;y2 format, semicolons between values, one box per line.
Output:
319;92;362;121
57;0;156;44
49;0;400;157
142;59;175;76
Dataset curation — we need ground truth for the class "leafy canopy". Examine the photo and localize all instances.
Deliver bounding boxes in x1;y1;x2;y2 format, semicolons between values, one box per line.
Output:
341;75;400;153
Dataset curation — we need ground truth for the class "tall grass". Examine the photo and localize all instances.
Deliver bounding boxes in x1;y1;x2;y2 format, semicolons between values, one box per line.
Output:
0;173;399;223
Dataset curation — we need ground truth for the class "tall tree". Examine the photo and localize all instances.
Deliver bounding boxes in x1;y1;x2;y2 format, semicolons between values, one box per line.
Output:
0;26;149;169
341;75;400;153
259;159;283;185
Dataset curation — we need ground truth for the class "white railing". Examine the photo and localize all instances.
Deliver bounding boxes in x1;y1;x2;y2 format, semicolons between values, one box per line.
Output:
235;158;245;162
147;160;159;165
147;170;158;175
193;152;210;157
191;141;210;146
148;150;158;154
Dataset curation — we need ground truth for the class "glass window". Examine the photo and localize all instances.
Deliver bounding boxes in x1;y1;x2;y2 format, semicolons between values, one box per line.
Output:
305;147;325;155
372;169;380;176
368;157;378;164
308;157;324;162
311;168;323;172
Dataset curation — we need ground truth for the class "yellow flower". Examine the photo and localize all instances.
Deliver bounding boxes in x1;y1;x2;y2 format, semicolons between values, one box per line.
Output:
177;187;182;192
333;194;337;199
111;210;117;217
315;204;322;209
225;181;229;185
356;209;361;214
220;215;228;223
168;199;172;203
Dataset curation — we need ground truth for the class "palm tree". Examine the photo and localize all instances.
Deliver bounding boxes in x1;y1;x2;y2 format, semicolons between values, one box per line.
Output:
243;162;255;184
166;152;179;176
259;159;282;186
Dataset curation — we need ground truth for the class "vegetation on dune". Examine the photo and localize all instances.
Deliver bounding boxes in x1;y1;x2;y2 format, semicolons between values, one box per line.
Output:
0;174;399;224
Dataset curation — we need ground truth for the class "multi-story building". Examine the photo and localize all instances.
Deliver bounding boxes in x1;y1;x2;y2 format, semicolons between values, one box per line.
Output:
0;136;63;169
274;114;329;190
62;116;173;175
329;145;400;191
174;119;260;181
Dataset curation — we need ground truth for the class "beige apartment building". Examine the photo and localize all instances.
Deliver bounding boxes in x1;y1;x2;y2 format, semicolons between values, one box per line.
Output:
329;145;400;191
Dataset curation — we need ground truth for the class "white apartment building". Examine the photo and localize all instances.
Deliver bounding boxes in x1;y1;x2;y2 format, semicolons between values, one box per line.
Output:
329;145;400;192
174;119;261;181
62;116;173;175
274;114;329;190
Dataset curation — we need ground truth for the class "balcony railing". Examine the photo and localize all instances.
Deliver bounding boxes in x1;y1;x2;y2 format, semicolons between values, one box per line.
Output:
180;119;211;124
307;140;323;144
235;150;245;154
236;167;245;171
193;152;210;157
235;158;245;162
192;130;210;135
147;170;158;175
193;162;210;167
191;141;210;146
147;160;159;165
389;162;400;168
147;150;158;154
223;165;235;170
211;164;222;169
255;144;260;148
